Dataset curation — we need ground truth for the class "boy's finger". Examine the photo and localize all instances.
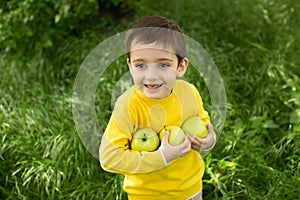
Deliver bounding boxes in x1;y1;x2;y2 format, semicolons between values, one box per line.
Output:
193;136;204;144
182;136;191;153
186;134;194;142
178;135;188;147
191;144;201;151
162;130;170;145
207;122;214;133
178;135;191;150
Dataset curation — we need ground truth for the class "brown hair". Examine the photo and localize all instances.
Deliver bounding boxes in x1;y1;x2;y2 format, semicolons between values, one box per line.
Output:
125;16;186;64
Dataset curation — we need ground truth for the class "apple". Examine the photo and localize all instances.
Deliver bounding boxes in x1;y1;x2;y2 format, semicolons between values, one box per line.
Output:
159;126;186;146
182;116;208;138
131;128;160;152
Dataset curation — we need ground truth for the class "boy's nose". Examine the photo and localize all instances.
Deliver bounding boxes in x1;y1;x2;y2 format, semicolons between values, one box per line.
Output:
145;65;159;81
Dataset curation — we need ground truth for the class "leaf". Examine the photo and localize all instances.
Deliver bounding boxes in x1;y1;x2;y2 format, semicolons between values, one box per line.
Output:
263;119;279;129
55;14;61;23
289;109;300;124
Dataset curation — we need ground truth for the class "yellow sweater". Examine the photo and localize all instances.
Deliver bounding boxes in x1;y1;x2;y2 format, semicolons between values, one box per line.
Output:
100;80;210;200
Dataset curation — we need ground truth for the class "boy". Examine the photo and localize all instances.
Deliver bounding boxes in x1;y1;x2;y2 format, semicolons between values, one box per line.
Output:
100;16;215;200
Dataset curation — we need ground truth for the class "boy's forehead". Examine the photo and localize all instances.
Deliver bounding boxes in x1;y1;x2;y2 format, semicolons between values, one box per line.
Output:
130;40;175;54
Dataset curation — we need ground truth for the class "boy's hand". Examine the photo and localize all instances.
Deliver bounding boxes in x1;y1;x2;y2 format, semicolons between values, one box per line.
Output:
188;122;215;151
159;130;191;164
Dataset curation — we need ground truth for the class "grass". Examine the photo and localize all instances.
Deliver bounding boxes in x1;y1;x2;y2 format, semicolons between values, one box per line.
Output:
1;0;300;199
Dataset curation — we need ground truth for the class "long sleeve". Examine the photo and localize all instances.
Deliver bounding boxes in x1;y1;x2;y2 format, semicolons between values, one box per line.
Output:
190;84;210;123
99;92;166;174
190;84;217;149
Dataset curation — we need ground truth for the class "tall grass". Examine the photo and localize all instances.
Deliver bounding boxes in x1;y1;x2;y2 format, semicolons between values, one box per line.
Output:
0;23;128;199
1;0;300;199
150;0;300;199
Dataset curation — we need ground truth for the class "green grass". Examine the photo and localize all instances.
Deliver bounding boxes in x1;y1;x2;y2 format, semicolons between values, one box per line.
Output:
1;0;300;199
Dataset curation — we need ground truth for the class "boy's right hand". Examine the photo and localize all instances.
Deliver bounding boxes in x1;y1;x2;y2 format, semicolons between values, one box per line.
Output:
159;131;191;164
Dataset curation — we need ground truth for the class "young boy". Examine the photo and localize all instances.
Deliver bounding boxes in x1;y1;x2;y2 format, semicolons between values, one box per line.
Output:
100;16;215;200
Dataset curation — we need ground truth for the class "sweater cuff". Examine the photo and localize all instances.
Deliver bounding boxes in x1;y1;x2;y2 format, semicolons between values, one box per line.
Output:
158;147;168;166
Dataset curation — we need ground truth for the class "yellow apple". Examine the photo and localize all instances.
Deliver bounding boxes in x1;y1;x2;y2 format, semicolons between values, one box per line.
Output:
131;128;160;152
182;116;208;138
159;126;185;146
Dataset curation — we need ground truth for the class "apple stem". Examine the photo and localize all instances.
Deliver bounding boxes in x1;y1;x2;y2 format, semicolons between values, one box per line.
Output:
142;133;147;141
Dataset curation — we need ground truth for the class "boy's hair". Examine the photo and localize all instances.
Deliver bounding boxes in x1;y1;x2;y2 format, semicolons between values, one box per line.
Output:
125;16;186;64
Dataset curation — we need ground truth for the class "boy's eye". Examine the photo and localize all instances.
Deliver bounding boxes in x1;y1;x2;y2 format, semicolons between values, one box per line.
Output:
135;64;146;69
158;63;169;68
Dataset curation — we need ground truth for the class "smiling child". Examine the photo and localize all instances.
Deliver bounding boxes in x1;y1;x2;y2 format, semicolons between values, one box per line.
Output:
100;16;215;200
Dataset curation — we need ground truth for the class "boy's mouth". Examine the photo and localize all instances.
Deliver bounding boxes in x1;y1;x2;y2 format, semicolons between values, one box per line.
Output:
144;83;163;89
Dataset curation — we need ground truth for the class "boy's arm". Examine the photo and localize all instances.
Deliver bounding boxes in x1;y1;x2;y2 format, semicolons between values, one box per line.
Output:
190;84;210;123
190;85;217;151
100;116;166;174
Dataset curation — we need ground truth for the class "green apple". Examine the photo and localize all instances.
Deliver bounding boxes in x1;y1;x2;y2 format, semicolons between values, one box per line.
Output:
159;126;185;146
182;116;208;138
131;128;160;152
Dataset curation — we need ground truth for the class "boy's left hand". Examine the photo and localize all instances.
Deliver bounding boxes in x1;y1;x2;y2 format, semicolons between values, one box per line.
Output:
187;122;215;151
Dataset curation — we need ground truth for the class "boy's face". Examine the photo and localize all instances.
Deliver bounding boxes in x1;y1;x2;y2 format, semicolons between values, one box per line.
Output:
127;41;188;99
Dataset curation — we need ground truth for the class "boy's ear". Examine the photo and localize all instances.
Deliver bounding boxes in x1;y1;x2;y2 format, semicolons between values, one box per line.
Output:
127;58;132;69
177;57;189;77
